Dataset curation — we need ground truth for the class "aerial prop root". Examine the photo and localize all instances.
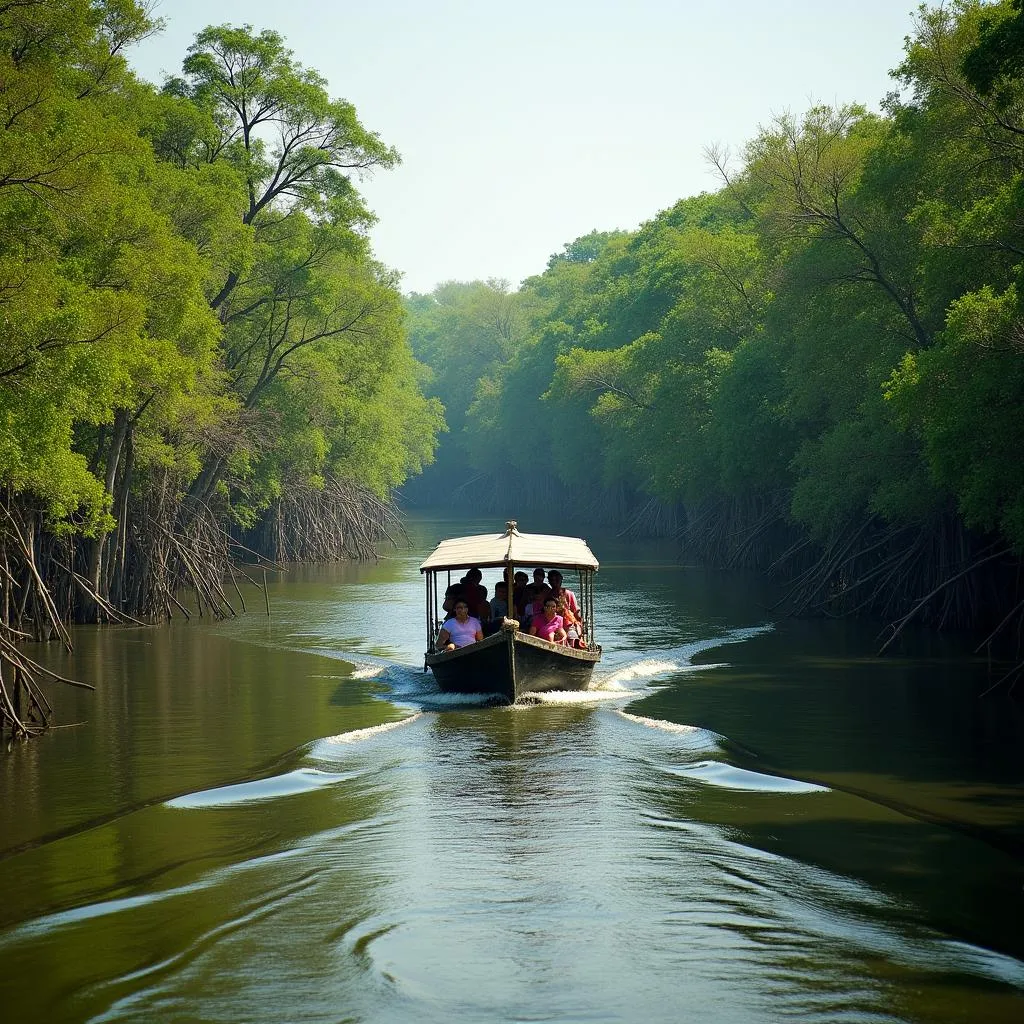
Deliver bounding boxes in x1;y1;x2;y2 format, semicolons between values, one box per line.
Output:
0;631;93;742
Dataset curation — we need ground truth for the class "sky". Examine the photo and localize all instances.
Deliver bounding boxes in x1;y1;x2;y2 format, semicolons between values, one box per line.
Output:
128;0;921;295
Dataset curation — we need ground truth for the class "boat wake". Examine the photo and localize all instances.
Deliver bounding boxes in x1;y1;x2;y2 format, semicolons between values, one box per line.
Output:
584;622;774;699
594;657;696;691
166;768;351;809
613;711;832;795
617;710;701;734
165;716;427;812
521;687;632;704
321;714;424;744
659;758;829;794
165;720;430;806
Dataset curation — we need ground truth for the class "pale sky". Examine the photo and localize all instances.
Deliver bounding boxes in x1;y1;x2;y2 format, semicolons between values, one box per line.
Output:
129;0;920;294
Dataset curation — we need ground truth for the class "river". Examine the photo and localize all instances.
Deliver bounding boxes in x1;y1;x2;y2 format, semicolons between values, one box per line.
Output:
1;513;1022;1023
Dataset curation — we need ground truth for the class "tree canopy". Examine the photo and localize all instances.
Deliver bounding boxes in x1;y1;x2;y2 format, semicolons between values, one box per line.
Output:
404;0;1024;645
0;3;442;648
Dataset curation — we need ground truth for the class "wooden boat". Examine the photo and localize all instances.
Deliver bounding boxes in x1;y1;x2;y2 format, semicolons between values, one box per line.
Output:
421;521;602;701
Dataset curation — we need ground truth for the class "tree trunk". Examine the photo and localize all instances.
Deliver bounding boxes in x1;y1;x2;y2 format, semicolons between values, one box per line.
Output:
106;424;134;607
82;409;129;623
186;453;226;508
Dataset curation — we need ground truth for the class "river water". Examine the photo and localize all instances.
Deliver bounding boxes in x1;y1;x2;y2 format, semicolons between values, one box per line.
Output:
1;514;1022;1023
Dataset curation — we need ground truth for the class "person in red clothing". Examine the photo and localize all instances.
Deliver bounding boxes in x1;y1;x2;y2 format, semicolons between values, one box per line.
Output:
546;570;578;617
462;567;489;619
556;595;586;648
523;567;551;619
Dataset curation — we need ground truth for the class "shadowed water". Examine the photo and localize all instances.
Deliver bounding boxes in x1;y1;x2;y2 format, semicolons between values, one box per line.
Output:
0;514;1021;1023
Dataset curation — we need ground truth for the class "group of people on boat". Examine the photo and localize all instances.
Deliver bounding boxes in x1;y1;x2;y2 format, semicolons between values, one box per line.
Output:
436;567;586;652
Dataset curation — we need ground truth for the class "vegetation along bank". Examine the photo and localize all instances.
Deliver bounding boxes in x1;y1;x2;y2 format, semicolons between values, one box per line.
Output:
3;1;1024;736
402;0;1024;686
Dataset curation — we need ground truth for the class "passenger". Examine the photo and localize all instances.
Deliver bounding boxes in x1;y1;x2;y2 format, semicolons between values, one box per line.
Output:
442;579;466;614
529;596;567;645
437;600;483;652
482;580;509;636
489;580;509;621
522;588;544;622
556;595;587;649
546;570;579;618
463;567;489;619
512;571;529;618
523;568;551;618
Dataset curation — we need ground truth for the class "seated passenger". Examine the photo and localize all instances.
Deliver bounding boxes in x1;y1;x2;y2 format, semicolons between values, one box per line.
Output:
529;596;567;645
442;580;467;614
437;600;483;652
490;580;509;619
547;570;579;618
512;571;529;618
556;596;587;648
463;567;489;618
522;580;551;621
481;580;509;637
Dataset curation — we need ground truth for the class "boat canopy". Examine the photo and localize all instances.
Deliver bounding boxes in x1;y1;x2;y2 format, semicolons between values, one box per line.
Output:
419;525;599;573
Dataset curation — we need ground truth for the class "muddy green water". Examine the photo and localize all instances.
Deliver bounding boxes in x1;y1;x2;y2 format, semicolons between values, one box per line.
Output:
0;514;1022;1023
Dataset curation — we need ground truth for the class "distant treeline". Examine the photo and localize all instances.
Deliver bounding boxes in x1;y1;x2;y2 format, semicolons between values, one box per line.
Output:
404;0;1024;665
0;2;444;733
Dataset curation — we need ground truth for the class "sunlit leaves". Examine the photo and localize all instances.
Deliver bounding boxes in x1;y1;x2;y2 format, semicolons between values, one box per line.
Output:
0;1;226;530
177;24;398;229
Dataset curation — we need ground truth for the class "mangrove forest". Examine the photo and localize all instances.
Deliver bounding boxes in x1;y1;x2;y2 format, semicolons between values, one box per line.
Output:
0;2;442;735
3;0;1024;736
402;0;1024;684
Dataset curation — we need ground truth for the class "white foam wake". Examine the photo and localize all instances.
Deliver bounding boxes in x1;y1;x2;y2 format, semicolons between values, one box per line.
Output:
525;687;634;704
594;658;686;691
661;759;830;794
322;713;423;744
349;664;386;680
167;769;344;809
617;710;701;735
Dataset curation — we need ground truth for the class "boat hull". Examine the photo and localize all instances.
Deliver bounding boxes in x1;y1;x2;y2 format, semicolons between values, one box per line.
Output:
425;626;600;702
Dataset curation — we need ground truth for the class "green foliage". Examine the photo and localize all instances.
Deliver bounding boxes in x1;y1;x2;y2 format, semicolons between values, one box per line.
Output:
961;0;1024;106
408;0;1024;581
707;331;796;496
0;0;221;531
6;0;1024;628
887;283;1024;548
159;21;435;515
175;23;397;229
0;5;440;548
547;230;630;269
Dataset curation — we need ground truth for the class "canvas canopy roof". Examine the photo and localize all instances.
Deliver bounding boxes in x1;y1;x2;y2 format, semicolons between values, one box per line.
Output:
419;527;599;573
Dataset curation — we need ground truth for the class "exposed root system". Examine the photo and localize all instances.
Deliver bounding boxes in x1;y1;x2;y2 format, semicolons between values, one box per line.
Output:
1;475;404;741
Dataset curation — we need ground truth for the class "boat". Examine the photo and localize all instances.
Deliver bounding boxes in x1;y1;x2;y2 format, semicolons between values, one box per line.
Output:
420;521;602;701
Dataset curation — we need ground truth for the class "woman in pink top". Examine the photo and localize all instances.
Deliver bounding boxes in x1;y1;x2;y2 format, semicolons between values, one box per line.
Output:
437;600;483;651
529;596;567;644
